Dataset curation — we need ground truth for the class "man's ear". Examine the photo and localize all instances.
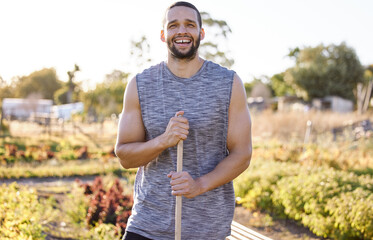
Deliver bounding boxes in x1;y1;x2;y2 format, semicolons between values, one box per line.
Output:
160;30;166;42
200;28;205;41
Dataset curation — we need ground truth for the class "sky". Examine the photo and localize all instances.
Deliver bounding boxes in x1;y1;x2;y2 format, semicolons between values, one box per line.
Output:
0;0;372;90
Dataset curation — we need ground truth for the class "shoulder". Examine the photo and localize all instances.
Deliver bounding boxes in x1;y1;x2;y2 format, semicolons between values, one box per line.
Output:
205;61;235;74
230;73;248;109
137;62;164;80
204;61;236;82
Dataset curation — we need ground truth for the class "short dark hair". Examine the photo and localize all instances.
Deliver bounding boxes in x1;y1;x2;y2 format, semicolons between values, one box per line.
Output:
163;1;202;28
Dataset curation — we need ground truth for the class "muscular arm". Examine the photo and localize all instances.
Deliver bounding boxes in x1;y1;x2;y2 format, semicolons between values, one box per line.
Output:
115;77;189;169
169;74;252;197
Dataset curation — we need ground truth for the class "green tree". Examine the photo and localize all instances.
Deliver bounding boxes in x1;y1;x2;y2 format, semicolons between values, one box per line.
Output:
82;70;129;119
14;68;62;99
285;42;364;101
0;76;15;103
200;12;234;68
54;64;82;105
67;64;80;103
130;35;152;73
270;72;296;97
244;82;254;97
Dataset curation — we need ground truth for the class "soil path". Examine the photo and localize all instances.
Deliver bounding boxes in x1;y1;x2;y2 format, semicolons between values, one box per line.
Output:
0;175;98;186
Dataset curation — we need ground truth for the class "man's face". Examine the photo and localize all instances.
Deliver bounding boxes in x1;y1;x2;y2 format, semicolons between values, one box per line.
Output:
162;6;204;60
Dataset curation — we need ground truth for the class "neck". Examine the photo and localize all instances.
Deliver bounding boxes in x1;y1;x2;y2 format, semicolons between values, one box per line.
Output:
166;53;205;78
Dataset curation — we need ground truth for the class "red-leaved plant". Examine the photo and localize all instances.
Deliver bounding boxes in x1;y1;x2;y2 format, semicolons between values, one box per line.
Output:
77;177;133;236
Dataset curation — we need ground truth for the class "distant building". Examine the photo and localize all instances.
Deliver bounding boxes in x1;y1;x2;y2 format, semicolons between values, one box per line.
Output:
2;98;53;120
277;96;308;112
312;96;353;113
247;97;266;111
52;102;84;120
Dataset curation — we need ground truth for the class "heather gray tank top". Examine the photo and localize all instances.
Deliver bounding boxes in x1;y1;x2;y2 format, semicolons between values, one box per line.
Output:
125;60;235;240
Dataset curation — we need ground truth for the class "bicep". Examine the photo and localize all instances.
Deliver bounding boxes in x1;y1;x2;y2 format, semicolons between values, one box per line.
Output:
117;77;146;144
227;74;252;152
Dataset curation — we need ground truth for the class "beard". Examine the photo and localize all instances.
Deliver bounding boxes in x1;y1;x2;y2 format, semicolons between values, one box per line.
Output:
167;34;201;60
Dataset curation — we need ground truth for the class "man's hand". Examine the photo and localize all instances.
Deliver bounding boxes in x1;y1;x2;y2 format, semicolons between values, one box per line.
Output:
160;111;189;148
167;171;202;199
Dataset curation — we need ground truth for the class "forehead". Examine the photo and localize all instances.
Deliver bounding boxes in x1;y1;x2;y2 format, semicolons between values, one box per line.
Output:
165;6;198;24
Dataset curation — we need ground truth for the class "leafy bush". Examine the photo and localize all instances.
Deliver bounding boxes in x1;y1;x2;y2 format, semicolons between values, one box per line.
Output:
77;176;133;236
0;183;45;239
234;159;312;215
273;169;373;239
234;160;373;239
0;139;93;164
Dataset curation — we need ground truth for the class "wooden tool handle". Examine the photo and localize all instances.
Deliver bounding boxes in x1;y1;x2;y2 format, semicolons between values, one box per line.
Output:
175;139;183;240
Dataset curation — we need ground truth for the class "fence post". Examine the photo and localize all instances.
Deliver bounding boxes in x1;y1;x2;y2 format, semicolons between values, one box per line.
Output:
0;107;3;138
303;120;312;146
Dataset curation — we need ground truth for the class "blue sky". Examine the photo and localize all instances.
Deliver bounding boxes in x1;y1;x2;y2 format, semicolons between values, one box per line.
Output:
0;0;372;89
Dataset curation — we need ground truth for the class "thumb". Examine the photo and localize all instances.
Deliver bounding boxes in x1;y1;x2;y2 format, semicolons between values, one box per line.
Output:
167;171;175;178
175;111;184;117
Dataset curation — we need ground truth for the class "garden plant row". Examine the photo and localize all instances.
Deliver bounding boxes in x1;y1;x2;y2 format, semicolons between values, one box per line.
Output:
0;176;133;240
234;159;373;240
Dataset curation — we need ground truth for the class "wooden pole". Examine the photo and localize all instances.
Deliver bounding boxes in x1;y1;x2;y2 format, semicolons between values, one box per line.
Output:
175;138;183;240
363;80;373;113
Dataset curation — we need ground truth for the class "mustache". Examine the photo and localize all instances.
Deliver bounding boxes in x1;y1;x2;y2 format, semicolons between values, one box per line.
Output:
172;35;193;42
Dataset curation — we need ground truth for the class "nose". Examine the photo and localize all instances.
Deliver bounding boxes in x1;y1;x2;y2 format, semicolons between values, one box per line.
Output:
177;25;187;34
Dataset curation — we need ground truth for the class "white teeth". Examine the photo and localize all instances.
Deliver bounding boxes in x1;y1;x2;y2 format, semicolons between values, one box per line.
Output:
175;39;191;43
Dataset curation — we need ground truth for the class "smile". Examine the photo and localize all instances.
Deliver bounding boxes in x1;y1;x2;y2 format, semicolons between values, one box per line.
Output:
175;39;191;43
173;36;193;45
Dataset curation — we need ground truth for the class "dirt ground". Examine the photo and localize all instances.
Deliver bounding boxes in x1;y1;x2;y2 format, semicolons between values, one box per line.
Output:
233;206;323;240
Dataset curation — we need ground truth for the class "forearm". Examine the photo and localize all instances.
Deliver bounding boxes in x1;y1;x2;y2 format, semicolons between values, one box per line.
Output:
115;135;167;169
197;150;252;195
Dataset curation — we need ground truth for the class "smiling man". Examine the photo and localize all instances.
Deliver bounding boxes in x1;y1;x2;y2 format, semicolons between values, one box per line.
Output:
115;2;252;239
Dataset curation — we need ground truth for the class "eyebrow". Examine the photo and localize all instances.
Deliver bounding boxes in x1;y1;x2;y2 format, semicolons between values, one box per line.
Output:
167;18;197;26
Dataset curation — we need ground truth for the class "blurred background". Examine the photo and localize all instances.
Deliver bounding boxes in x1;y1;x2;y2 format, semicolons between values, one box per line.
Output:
0;1;372;240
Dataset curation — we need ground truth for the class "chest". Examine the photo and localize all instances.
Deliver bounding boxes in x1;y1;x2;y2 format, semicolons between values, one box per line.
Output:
141;79;230;139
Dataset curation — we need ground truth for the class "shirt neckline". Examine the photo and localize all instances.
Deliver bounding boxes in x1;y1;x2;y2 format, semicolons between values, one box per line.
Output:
162;60;208;81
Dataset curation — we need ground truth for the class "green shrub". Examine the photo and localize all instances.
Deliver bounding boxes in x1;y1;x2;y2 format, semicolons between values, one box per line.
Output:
0;183;46;239
234;160;373;239
234;160;308;216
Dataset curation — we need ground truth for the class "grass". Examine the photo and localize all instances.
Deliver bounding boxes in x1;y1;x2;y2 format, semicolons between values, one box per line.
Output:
0;158;137;182
251;110;372;141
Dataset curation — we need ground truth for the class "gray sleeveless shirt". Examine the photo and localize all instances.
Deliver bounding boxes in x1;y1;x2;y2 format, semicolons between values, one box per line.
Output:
125;60;235;240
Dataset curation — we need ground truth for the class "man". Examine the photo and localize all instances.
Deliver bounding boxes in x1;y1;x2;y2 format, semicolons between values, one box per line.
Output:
115;2;252;239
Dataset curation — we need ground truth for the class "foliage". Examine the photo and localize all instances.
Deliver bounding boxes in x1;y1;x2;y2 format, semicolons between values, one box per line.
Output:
87;223;119;240
200;12;234;68
234;159;373;239
66;64;81;104
285;42;364;101
244;78;273;99
244;82;254;97
269;72;296;97
82;70;128;118
53;86;82;105
253;139;373;171
0;183;46;239
0;77;14;106
0;118;10;136
0;158;135;180
13;68;63;100
77;176;133;237
130;36;152;72
0;141;88;164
